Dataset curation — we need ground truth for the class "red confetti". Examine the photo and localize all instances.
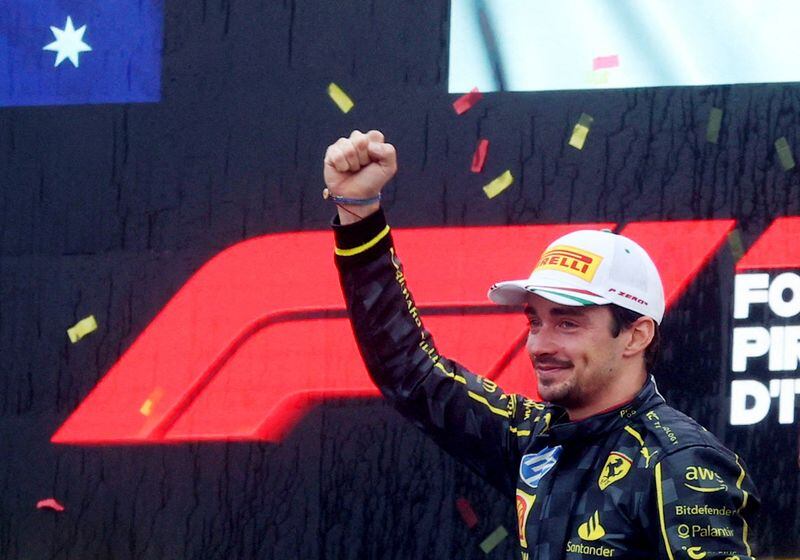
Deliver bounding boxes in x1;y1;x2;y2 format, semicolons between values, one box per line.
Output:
36;498;65;512
592;54;619;70
471;139;489;173
456;497;479;528
452;87;483;115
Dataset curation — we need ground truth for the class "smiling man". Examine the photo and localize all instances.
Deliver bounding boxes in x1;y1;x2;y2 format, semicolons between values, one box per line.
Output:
326;130;759;559
492;228;662;424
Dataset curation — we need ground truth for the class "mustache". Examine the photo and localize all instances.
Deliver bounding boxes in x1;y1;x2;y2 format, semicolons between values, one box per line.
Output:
533;356;573;369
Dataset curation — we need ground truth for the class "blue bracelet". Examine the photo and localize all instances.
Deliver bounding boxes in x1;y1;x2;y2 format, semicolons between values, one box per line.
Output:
322;188;381;206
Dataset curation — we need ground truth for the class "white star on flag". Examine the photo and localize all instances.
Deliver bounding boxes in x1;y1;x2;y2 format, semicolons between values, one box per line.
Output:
43;16;92;68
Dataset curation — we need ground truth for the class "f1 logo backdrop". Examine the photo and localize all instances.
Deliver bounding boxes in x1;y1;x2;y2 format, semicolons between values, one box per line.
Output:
52;219;737;444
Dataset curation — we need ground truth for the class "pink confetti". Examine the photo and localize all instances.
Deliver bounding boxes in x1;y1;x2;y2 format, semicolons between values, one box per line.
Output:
453;87;483;115
592;55;619;71
456;497;479;528
36;498;65;512
471;139;489;173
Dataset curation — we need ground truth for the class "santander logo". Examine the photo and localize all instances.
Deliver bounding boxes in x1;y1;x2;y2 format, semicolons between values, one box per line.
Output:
52;219;737;445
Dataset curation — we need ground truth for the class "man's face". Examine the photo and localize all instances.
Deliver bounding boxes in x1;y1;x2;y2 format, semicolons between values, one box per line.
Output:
524;294;628;411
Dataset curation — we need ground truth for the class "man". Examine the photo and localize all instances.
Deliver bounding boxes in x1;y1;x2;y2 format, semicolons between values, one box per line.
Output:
325;129;758;559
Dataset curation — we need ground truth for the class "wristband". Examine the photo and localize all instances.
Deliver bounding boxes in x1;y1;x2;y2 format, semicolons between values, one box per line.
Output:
322;188;381;206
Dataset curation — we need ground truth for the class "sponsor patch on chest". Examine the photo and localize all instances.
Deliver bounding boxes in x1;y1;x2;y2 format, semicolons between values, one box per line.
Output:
598;451;633;490
519;445;563;488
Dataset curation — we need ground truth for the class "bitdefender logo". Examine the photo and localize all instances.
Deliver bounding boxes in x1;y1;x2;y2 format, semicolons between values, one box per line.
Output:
730;217;800;425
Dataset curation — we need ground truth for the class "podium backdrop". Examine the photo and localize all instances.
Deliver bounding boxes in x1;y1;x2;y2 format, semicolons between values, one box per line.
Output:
1;1;798;558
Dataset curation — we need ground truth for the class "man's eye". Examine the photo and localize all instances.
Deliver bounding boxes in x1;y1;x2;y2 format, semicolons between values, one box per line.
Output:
559;320;578;329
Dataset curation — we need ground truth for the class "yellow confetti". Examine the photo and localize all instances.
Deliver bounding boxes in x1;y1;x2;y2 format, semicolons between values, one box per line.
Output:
140;401;153;416
706;107;723;144
586;70;609;85
479;525;509;554
67;315;98;344
727;229;744;262
482;170;514;199
327;82;354;113
139;388;165;417
569;113;594;150
775;137;796;171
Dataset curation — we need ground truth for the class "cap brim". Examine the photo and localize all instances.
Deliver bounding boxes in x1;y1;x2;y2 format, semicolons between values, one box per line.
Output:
488;280;611;307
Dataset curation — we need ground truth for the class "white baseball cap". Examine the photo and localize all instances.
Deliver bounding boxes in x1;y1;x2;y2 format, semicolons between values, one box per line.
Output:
488;229;665;324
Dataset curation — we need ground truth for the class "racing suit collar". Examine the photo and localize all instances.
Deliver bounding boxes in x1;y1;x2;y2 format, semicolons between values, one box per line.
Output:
539;375;664;445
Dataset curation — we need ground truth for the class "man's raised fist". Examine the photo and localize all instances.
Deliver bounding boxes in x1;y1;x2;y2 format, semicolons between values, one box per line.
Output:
323;129;397;201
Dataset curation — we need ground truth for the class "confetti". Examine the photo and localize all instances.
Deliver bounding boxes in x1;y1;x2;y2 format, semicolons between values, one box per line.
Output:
455;497;479;529
706;107;723;144
727;229;744;262
327;83;354;114
453;87;483;115
36;498;65;512
479;525;509;554
139;387;165;417
471;139;489;173
592;54;619;70
482;170;514;199
568;113;594;150
67;315;98;344
775;137;796;171
586;70;609;85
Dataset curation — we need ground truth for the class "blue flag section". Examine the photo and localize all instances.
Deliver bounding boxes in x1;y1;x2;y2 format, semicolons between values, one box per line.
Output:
0;0;162;107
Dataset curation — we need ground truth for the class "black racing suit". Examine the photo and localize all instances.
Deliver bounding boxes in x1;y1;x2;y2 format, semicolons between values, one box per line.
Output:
333;209;759;560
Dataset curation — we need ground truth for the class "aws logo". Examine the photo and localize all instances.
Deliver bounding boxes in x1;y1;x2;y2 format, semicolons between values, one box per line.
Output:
683;465;727;493
578;511;606;541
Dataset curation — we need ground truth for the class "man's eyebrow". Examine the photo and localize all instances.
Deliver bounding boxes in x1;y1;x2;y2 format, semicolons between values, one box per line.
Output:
523;306;587;317
550;306;587;317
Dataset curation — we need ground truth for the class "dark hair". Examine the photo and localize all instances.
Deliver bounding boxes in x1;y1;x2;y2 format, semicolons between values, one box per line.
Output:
608;305;660;372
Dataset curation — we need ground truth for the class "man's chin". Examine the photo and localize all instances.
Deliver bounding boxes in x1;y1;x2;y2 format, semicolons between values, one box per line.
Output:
537;379;574;405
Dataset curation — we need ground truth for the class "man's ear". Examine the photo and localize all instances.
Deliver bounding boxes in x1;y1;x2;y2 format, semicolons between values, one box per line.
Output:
622;316;655;358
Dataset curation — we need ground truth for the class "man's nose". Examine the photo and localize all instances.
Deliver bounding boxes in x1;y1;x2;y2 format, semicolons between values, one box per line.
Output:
526;326;558;357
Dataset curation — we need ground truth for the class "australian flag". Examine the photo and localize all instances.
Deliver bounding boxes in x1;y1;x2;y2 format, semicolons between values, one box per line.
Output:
0;0;162;107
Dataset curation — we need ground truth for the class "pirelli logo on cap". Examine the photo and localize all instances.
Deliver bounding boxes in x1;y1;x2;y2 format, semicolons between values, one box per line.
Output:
535;245;603;282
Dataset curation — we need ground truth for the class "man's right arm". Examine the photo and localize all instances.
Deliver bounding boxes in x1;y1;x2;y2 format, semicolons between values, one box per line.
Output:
333;207;533;493
325;129;545;492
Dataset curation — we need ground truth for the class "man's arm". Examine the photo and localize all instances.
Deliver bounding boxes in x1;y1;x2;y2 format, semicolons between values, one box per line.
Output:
650;445;759;559
326;130;533;493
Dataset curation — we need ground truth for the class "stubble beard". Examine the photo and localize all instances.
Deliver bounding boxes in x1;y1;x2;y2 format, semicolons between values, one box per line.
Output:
532;355;581;407
537;375;579;407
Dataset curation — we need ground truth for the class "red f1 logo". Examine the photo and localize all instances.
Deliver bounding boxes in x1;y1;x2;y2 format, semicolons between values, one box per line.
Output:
52;220;735;444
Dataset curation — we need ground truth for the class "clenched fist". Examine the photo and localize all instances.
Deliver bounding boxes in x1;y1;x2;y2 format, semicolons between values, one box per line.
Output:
324;129;397;224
